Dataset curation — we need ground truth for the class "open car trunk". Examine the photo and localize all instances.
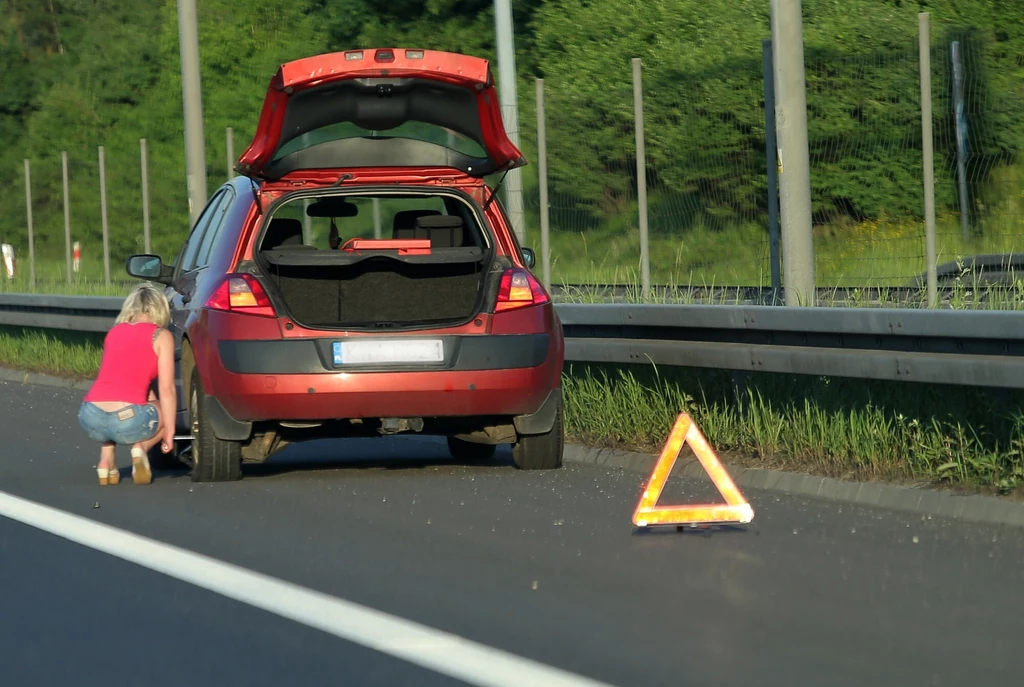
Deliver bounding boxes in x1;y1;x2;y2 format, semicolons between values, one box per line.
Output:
259;216;491;330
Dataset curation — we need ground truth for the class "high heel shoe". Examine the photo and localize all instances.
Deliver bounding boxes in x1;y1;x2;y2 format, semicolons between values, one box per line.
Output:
131;447;152;485
96;466;120;486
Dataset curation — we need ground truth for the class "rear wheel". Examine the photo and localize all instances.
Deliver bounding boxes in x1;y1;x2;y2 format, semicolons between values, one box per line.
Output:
446;437;497;462
512;394;564;471
189;371;242;483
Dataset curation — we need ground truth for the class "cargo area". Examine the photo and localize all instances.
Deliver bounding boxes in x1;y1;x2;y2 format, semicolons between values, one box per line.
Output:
256;192;493;329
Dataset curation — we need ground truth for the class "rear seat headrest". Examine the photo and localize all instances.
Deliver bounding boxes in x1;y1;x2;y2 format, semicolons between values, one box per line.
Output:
393;209;441;239
414;215;464;248
263;217;305;250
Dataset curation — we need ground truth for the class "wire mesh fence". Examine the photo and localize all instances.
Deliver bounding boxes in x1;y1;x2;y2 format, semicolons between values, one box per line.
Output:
518;17;1024;293
2;13;1022;300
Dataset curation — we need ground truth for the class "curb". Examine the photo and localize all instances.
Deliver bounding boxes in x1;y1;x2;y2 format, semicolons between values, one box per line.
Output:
0;367;92;391
563;445;1024;529
4;366;1023;529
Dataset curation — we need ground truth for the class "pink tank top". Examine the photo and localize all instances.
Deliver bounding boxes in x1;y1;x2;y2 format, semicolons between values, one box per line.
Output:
84;322;160;405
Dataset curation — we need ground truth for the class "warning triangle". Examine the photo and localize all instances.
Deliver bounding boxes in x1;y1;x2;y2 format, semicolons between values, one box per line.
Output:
632;413;754;527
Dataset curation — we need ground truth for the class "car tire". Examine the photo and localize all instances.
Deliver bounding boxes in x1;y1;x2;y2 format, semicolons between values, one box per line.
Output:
189;371;242;483
446;437;497;462
512;394;564;471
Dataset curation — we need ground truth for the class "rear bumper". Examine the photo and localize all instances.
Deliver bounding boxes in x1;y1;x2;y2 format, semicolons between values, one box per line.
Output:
210;365;555;424
203;332;560;430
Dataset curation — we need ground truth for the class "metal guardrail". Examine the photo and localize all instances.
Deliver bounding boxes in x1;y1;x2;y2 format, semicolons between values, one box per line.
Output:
2;294;1023;388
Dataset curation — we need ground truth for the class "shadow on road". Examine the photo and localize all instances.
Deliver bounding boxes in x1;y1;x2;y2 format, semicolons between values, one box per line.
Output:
158;436;518;480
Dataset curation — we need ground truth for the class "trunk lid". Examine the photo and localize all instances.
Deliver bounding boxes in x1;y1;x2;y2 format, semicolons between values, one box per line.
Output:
236;48;526;181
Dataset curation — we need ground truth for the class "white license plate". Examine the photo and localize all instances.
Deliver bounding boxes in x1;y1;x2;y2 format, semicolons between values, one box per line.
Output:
333;339;444;365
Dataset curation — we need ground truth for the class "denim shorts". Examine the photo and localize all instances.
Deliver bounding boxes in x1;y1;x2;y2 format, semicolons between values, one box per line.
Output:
78;402;160;445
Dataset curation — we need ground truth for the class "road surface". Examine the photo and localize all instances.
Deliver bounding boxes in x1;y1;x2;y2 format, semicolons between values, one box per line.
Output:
1;380;1021;686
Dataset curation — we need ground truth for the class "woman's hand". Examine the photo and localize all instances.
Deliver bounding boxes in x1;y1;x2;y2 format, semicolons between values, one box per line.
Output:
162;427;176;454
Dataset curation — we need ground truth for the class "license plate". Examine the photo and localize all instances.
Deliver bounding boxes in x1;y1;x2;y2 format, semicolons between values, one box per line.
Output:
332;339;444;365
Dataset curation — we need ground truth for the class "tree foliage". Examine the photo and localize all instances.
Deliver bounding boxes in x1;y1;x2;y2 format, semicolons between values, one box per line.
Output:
0;0;1020;266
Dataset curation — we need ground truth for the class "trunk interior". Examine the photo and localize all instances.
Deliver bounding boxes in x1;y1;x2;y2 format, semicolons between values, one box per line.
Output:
266;257;486;329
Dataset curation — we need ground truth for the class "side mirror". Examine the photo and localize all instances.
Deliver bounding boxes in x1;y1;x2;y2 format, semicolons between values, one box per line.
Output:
126;254;172;284
522;247;536;269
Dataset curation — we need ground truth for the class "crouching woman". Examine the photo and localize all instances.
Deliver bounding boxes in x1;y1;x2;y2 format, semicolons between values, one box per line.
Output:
78;283;176;485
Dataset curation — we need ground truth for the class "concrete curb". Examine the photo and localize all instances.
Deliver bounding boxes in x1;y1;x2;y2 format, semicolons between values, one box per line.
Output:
0;367;92;391
563;445;1024;529
4;366;1023;529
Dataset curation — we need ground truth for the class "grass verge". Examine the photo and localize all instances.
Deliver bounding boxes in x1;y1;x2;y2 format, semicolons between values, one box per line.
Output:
0;326;104;380
565;363;1024;496
4;325;1022;496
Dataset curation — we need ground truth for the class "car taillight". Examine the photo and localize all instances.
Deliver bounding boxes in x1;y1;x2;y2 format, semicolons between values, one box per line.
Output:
205;274;276;318
495;269;550;312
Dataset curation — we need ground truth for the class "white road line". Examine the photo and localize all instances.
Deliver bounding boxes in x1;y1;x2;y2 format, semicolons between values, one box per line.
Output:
0;490;616;687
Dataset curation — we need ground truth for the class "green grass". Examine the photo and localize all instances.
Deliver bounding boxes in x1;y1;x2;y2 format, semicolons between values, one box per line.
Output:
2;323;1022;495
564;363;1024;495
0;326;104;379
539;208;1024;294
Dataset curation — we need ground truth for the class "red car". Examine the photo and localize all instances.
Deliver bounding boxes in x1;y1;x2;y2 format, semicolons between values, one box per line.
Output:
127;48;565;482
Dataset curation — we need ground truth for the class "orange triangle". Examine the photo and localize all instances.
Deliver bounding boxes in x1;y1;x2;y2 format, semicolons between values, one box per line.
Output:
632;413;754;527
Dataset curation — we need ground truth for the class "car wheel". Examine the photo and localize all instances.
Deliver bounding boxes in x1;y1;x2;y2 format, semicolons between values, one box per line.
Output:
512;394;564;471
446;436;497;462
189;371;242;483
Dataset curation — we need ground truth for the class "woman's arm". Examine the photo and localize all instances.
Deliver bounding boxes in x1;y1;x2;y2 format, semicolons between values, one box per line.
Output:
154;329;177;452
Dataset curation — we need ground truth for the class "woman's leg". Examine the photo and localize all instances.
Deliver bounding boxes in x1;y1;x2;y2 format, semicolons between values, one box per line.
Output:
99;442;116;470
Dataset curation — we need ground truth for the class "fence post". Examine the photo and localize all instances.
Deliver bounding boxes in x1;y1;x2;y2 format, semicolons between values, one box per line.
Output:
770;0;816;306
951;41;970;242
99;146;111;285
919;14;938;308
62;151;72;284
178;0;208;226
226;127;234;181
632;58;651;301
536;78;551;289
141;138;151;254
761;39;783;305
24;159;35;288
302;199;312;245
372;199;382;239
494;0;526;244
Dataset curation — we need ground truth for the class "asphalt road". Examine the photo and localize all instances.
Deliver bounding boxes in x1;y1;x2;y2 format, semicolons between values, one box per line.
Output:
1;380;1022;687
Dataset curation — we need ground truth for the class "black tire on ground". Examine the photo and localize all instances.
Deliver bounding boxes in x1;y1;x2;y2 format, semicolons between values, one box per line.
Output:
511;394;564;471
446;436;497;462
189;371;242;483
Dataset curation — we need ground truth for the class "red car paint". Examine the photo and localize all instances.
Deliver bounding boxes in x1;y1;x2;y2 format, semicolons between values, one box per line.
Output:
138;49;563;447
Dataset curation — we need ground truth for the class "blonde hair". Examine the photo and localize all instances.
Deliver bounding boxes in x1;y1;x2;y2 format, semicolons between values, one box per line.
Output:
116;282;171;328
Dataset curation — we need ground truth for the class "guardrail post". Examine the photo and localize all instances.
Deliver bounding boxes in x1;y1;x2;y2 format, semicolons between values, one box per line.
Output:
919;13;938;308
536;77;551;289
141;138;152;255
99;146;111;286
62;151;72;284
632;58;651;301
24;159;35;288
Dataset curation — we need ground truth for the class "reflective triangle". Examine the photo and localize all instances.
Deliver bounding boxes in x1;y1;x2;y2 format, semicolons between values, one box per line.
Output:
632;413;754;527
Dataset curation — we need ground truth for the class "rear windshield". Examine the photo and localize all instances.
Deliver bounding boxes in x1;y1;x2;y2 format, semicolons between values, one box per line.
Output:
259;192;490;251
272;122;488;162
